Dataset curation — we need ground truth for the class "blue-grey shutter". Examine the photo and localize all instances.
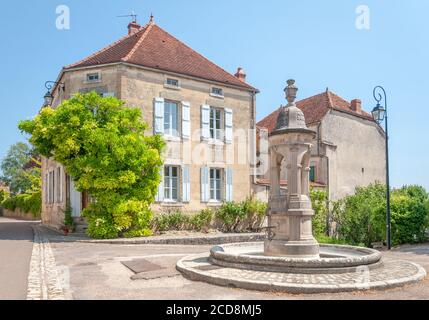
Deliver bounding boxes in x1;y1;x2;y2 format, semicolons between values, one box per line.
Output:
155;167;164;202
201;105;210;140
225;108;233;144
182;166;190;203
225;168;233;202
201;166;209;202
102;92;115;97
154;97;165;135
182;101;191;139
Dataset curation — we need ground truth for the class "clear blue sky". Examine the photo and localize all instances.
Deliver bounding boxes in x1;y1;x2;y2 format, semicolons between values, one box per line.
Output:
0;0;428;189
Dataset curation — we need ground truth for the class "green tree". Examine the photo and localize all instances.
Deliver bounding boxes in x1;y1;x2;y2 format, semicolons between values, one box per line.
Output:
310;188;329;237
19;92;165;239
0;142;35;194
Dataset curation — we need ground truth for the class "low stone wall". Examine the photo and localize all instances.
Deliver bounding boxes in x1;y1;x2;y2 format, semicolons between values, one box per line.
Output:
2;208;40;221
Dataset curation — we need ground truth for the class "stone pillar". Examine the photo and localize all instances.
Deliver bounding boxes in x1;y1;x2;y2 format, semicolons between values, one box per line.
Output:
264;79;320;258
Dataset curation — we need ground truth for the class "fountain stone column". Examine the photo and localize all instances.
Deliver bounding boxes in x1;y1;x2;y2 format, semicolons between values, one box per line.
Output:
264;79;320;258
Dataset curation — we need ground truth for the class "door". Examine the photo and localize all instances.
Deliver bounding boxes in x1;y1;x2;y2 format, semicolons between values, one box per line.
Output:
69;180;82;217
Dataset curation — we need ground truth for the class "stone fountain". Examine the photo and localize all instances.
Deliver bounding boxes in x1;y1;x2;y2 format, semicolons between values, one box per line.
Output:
177;80;426;293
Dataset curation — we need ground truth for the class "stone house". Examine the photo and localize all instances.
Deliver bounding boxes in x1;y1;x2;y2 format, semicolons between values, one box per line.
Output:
42;17;259;230
255;88;386;201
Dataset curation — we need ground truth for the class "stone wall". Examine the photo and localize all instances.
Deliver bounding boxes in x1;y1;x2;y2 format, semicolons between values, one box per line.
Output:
2;208;39;221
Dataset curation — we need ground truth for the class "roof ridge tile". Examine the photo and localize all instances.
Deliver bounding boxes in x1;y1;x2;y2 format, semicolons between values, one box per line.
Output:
122;22;154;62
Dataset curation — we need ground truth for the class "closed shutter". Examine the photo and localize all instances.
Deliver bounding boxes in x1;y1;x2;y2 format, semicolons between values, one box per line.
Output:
182;166;190;203
201;105;210;140
225;168;233;202
155;167;165;202
200;166;209;203
182;101;191;139
154;97;165;135
225;108;233;144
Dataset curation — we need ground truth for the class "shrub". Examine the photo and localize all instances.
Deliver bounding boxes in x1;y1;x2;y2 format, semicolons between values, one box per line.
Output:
242;197;267;231
2;189;41;218
310;188;329;237
215;202;247;232
332;183;429;247
151;211;190;232
189;209;213;232
64;202;74;227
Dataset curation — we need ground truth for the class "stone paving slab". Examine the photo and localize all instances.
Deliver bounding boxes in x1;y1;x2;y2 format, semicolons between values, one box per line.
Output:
177;252;427;294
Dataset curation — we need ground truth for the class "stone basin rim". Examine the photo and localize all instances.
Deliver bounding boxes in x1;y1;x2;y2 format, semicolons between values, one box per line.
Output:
210;242;382;268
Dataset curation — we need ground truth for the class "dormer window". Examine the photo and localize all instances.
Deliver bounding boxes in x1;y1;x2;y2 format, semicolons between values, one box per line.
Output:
211;87;223;97
86;73;100;82
166;78;179;87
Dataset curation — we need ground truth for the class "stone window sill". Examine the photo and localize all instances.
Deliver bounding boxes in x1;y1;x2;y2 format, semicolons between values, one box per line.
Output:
164;84;181;91
210;93;224;99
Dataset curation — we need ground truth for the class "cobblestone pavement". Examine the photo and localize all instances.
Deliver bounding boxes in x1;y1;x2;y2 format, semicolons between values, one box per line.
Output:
39;226;429;300
178;253;425;293
26;226;70;300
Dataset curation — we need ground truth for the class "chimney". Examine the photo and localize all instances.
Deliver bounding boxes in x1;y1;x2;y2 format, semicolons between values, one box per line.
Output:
350;99;362;114
234;67;247;82
128;21;141;35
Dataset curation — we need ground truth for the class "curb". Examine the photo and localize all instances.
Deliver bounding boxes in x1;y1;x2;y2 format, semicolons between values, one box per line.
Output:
73;233;265;245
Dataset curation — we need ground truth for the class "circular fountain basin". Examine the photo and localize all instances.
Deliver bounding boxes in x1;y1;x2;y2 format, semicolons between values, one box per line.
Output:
209;242;382;274
176;242;427;294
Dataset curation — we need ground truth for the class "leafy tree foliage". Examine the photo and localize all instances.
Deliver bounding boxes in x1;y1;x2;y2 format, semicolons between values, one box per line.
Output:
0;142;36;194
19;92;165;238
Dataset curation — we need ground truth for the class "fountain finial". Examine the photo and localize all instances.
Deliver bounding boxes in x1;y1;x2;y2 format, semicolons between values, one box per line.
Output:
285;79;298;106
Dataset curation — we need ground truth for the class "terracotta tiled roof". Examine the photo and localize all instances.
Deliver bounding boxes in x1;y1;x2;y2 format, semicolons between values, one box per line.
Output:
257;90;374;133
64;21;257;91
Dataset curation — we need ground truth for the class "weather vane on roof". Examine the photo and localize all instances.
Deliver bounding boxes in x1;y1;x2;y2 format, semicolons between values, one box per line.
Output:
117;10;138;23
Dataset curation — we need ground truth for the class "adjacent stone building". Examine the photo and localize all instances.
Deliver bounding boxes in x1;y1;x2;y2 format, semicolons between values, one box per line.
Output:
42;17;259;229
255;88;386;201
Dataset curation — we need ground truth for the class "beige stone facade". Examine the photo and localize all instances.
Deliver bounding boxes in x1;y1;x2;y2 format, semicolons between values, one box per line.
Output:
43;62;257;229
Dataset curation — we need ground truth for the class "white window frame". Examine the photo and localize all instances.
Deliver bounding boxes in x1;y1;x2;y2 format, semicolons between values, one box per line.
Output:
209;168;223;202
164;165;180;202
211;87;224;98
86;73;100;82
209;107;223;141
164;101;180;137
165;78;180;88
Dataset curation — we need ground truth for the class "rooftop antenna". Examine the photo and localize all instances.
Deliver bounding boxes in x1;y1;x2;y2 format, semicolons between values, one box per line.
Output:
117;10;138;23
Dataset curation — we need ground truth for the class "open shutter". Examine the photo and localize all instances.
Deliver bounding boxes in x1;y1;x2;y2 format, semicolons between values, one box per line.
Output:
225;108;233;144
182;166;190;203
225;168;233;202
201;105;210;141
182;101;191;139
200;166;209;203
155;167;164;202
154;97;165;135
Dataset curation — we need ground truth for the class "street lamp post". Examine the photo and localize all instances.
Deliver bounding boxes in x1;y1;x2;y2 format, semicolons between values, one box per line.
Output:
372;86;391;250
43;81;65;107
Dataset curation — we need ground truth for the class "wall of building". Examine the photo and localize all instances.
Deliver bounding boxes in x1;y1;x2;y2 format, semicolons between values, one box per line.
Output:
120;65;255;212
43;63;257;226
322;110;386;200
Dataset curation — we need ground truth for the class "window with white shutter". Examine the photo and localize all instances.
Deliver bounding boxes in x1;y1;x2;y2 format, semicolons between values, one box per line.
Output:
182;166;190;203
225;168;233;202
182;101;191;139
201;105;210;141
200;166;210;203
154;97;165;135
225;108;233;144
155;167;165;202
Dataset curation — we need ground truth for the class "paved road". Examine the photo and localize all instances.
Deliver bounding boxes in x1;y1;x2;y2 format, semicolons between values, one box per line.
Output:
0;217;35;300
40;226;429;300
